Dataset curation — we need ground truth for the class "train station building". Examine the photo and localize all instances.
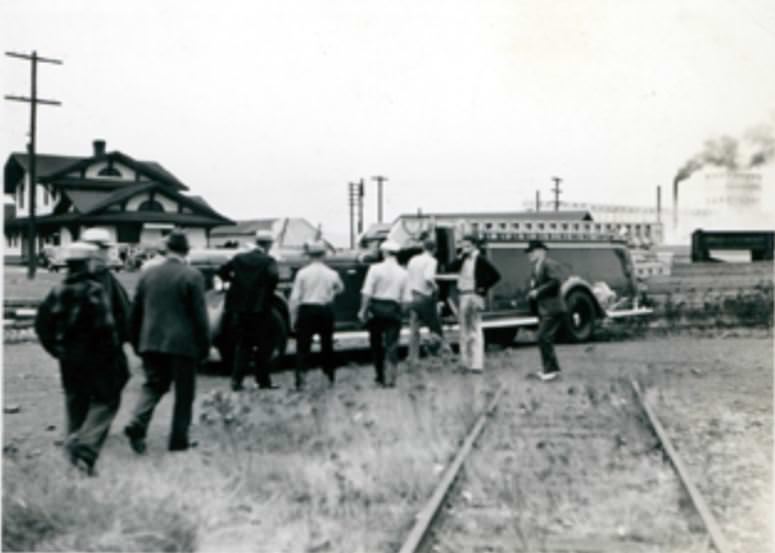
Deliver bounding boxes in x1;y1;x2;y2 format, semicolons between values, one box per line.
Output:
3;140;233;263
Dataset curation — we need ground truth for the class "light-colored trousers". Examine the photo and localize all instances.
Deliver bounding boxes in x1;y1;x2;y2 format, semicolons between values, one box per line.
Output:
458;293;484;370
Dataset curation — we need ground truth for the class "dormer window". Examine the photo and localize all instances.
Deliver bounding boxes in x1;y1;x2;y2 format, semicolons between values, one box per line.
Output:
138;199;164;212
98;163;122;178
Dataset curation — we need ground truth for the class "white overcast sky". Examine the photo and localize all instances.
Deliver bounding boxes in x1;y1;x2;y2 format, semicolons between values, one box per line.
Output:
3;1;775;245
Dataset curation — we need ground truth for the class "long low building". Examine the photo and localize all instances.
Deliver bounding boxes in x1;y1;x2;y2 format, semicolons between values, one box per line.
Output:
4;140;233;262
210;217;335;255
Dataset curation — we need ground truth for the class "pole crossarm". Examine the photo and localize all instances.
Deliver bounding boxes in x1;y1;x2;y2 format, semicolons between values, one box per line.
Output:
5;51;63;64
4;95;62;105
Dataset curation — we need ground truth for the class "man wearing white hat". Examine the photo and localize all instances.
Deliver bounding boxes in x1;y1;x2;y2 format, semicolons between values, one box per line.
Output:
358;239;411;387
217;228;280;390
289;240;344;389
35;242;124;475
81;228;131;400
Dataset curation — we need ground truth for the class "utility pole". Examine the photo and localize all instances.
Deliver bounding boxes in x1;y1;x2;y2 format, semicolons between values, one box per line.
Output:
371;175;388;223
550;176;562;212
535;190;541;212
348;182;358;248
5;50;63;279
357;178;365;235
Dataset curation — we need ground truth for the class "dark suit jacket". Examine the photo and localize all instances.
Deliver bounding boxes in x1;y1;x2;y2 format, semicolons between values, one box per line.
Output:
217;248;279;314
449;251;501;296
529;257;566;316
130;258;210;360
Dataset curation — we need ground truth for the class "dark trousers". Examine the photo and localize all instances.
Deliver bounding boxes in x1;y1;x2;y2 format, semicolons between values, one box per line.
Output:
232;312;274;388
126;352;197;451
60;363;123;468
367;299;402;385
537;313;563;374
295;304;335;387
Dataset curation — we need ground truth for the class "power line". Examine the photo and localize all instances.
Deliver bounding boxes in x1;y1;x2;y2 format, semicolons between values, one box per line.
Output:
5;50;63;280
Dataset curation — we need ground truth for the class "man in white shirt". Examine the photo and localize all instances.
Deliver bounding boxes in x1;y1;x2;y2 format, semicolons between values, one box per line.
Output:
358;240;410;387
406;237;447;363
289;240;344;390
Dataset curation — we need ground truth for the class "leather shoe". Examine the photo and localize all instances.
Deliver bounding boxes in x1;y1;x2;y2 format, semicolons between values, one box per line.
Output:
124;427;146;455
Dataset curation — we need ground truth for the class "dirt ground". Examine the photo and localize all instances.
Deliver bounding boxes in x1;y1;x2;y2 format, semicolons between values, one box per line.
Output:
3;331;772;552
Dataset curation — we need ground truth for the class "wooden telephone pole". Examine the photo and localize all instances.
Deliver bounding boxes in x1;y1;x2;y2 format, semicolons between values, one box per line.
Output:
5;50;63;279
371;175;388;223
551;176;562;212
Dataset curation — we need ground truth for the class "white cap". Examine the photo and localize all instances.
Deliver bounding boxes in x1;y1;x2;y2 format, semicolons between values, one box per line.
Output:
64;241;99;261
255;229;274;242
81;228;113;248
379;240;401;253
304;240;327;255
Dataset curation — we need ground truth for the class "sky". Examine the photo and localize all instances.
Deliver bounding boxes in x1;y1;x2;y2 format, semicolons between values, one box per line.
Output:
3;1;775;246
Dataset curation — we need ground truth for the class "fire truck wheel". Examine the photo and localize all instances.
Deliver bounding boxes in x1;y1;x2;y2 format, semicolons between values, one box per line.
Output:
562;290;596;343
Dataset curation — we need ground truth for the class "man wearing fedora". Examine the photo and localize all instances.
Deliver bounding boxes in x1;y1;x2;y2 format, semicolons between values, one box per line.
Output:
35;242;124;475
124;230;210;452
358;239;411;387
217;229;280;391
526;239;566;381
289;240;344;390
448;233;500;373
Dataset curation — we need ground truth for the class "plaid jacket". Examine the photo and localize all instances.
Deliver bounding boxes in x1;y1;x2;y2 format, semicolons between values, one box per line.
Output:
35;271;119;364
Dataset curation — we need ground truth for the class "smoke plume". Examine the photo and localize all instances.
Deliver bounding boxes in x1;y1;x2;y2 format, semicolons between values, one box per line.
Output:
674;123;775;186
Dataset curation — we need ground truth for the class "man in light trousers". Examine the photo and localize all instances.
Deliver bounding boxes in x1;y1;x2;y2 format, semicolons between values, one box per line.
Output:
449;234;500;373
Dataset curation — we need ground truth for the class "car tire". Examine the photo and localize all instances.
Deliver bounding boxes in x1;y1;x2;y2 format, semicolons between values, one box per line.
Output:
562;290;596;343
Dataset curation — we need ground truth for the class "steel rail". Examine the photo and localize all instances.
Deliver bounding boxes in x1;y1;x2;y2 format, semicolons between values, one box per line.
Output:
631;380;731;553
398;387;503;553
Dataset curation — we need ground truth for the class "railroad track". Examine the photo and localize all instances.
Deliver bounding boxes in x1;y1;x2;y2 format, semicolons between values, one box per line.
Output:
396;379;733;553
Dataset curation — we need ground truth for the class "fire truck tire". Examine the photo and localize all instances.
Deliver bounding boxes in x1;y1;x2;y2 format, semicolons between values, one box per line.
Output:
562;290;596;343
484;327;518;347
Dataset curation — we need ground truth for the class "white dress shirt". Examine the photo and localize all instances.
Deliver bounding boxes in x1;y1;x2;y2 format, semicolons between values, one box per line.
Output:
361;256;410;303
457;250;478;293
289;261;344;311
407;251;438;296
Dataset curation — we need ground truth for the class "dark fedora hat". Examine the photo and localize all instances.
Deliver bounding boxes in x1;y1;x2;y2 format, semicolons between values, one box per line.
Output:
525;239;549;253
165;229;190;254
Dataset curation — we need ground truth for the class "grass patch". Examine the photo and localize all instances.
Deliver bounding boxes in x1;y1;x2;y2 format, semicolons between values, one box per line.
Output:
3;354;494;552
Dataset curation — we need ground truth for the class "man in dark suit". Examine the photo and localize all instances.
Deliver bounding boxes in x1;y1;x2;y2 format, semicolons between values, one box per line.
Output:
124;230;210;452
526;239;566;381
217;229;280;391
448;233;500;372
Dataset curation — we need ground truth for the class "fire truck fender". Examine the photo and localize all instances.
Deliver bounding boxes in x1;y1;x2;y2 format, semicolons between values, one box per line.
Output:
561;277;605;318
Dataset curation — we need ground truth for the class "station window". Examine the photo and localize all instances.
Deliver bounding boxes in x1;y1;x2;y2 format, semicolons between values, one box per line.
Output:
561;223;568;230
549;223;556;229
525;223;532;230
485;222;493;230
537;223;545;230
594;224;601;231
499;222;507;230
573;224;579;230
512;222;520;229
98;165;123;178
18;183;25;209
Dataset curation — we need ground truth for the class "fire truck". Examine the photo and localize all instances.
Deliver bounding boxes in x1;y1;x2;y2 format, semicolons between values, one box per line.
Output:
191;213;652;368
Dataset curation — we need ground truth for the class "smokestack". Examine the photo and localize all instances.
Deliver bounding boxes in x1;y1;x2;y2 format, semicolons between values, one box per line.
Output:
93;139;106;157
672;177;679;233
656;185;661;224
535;190;541;212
